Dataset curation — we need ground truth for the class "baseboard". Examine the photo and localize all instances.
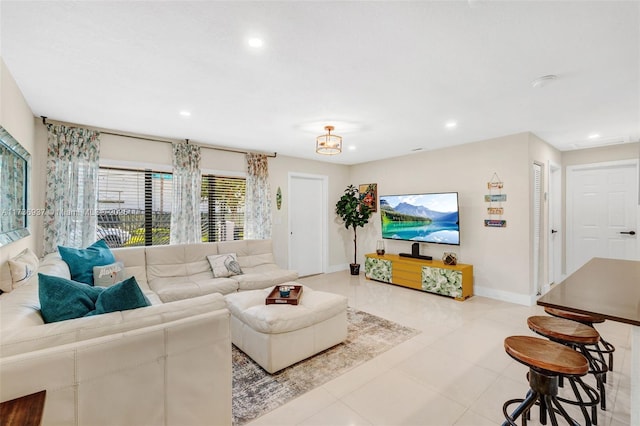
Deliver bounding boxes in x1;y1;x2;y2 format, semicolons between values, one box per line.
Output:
473;285;537;306
326;263;350;274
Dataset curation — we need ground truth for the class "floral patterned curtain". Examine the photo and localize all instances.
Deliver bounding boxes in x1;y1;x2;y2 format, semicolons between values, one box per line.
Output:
43;124;100;254
170;142;202;244
244;153;272;239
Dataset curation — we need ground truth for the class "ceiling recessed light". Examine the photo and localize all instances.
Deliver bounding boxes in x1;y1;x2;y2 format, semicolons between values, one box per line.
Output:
247;37;264;48
445;120;457;129
531;74;557;88
179;111;191;117
348;146;356;151
588;133;600;139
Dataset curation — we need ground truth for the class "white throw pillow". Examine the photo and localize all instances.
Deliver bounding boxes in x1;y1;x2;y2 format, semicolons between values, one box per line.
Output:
207;253;243;278
93;262;126;287
6;248;40;292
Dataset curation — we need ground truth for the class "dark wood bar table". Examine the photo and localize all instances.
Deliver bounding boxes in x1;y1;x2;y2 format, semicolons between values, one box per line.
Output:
537;257;640;425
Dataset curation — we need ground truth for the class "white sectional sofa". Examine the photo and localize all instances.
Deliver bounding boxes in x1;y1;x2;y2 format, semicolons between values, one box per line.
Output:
0;239;297;425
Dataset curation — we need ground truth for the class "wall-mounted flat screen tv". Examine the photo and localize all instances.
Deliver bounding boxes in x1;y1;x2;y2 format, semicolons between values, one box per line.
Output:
380;192;460;245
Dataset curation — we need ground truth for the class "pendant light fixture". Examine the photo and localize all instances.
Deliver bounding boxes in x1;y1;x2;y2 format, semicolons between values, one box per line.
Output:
316;125;342;155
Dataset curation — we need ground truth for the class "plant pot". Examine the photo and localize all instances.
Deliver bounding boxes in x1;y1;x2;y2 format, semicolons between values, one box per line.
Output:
350;263;360;275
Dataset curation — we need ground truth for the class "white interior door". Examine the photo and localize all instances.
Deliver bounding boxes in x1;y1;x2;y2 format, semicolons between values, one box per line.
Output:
288;173;326;276
548;162;562;285
567;160;639;274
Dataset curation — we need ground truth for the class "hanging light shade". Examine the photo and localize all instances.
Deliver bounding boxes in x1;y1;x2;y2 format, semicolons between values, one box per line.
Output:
316;125;342;155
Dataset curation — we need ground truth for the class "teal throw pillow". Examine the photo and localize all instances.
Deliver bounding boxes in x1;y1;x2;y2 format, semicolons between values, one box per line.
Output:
91;276;151;316
59;239;115;285
38;273;103;323
38;274;151;324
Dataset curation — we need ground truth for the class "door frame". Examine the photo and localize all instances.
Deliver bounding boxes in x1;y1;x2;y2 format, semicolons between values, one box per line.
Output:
287;172;328;274
566;159;640;274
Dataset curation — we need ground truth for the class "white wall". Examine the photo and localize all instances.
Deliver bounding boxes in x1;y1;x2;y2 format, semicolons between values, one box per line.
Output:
350;132;561;304
0;58;36;266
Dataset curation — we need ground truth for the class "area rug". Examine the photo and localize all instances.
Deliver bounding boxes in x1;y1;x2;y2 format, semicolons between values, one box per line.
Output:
232;308;420;425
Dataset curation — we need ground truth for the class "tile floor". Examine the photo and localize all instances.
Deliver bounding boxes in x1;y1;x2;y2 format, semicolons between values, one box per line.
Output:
246;271;632;426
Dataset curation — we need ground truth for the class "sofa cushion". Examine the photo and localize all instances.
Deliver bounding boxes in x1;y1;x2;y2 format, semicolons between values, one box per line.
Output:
218;239;274;268
110;246;151;292
5;248;40;292
150;276;238;303
207;253;243;278
234;265;299;291
59;239;115;285
145;243;218;282
93;262;125;287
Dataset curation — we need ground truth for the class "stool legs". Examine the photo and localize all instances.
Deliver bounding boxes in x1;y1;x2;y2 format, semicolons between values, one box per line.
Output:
503;369;581;426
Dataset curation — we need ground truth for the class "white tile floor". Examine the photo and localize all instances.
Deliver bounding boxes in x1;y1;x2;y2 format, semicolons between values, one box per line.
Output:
246;271;632;426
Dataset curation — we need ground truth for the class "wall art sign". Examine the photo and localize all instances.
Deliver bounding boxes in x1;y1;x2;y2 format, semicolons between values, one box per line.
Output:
485;172;506;227
484;219;507;228
484;194;507;202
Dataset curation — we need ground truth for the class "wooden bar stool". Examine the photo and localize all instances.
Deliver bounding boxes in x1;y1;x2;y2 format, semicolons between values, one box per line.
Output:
528;315;607;424
502;336;589;426
544;307;615;374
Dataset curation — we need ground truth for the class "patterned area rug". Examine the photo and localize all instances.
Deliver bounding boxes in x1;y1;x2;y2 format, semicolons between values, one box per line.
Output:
232;308;420;425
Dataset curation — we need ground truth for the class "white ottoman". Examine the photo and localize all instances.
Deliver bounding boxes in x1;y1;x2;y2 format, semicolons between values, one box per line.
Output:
225;285;348;373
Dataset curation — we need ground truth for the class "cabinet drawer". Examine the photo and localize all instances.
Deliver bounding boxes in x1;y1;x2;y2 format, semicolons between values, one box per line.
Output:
393;275;423;290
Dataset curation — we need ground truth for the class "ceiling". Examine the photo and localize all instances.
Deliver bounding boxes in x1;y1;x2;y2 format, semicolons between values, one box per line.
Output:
1;1;638;165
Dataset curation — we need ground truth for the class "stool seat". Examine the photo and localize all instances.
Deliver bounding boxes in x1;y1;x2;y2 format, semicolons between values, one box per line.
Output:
505;336;589;376
544;307;606;324
502;336;592;425
528;316;600;345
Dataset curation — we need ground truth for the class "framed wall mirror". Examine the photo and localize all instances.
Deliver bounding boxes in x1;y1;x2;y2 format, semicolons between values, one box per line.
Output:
0;126;31;246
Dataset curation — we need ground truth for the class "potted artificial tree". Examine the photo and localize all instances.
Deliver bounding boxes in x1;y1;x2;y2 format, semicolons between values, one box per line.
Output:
335;184;372;275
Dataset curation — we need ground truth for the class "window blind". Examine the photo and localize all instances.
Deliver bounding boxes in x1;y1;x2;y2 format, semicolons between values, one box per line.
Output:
97;167;246;247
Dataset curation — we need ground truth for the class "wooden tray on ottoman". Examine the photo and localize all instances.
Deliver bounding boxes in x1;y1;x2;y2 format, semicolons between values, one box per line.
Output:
266;285;303;305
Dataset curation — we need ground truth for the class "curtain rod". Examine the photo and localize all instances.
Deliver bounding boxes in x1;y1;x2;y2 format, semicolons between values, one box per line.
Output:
41;116;277;158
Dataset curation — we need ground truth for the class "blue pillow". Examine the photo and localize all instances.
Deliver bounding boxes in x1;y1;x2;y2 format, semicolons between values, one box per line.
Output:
59;239;115;285
38;274;151;324
91;276;151;316
38;273;103;323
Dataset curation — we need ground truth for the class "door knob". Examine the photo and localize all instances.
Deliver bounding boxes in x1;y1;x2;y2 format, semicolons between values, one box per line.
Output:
551;229;558;234
619;231;636;235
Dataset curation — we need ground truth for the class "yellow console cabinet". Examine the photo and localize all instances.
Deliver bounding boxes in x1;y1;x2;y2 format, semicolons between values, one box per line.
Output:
364;253;473;301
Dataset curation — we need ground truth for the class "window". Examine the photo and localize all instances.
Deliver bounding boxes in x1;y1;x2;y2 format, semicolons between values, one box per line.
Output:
97;167;172;247
201;175;246;242
97;167;246;247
